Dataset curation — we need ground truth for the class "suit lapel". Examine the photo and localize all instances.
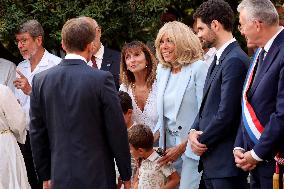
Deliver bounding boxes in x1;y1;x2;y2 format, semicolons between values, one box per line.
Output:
101;48;112;71
174;65;192;118
203;42;238;97
203;59;215;92
249;30;284;97
157;67;171;119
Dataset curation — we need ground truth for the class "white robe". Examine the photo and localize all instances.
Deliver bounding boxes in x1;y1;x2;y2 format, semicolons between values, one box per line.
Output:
0;84;31;189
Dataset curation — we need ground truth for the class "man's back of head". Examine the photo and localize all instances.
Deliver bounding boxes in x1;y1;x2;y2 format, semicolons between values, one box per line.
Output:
61;17;96;58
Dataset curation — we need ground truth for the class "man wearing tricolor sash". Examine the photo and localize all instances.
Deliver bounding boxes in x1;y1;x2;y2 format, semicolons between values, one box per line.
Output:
234;0;284;188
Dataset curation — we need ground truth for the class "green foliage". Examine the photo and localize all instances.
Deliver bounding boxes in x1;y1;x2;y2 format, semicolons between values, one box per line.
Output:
0;0;192;57
2;0;267;58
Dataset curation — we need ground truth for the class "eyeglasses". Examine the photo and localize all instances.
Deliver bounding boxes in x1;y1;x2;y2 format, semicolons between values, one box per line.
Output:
15;35;41;46
16;38;28;46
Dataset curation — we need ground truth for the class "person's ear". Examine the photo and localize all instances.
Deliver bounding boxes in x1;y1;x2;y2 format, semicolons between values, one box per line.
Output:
254;20;263;32
210;20;219;31
35;36;43;46
137;148;145;156
61;40;66;52
127;109;133;118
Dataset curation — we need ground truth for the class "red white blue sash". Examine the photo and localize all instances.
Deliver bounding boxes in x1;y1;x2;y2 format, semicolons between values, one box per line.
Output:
242;48;264;144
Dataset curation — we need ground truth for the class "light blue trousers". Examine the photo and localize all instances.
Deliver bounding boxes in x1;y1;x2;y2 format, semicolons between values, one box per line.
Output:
179;155;201;189
164;133;201;189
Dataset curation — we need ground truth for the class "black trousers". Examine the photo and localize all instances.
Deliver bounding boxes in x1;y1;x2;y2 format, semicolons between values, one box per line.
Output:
198;174;206;189
19;132;42;189
203;176;247;189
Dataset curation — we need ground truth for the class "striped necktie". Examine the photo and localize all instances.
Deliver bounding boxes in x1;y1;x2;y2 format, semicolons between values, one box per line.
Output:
91;56;97;68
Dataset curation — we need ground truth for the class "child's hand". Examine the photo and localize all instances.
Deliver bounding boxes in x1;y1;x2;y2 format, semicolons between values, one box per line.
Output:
116;176;122;189
123;180;131;189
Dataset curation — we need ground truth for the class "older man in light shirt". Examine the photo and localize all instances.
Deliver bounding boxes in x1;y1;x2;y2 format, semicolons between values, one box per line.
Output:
13;19;61;189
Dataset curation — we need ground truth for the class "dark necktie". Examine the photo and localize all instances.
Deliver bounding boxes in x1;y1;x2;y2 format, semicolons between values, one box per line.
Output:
252;48;265;85
204;55;217;90
91;56;97;68
209;55;217;76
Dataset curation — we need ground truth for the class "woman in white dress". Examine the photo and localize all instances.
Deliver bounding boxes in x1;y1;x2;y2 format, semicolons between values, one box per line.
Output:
0;84;30;189
119;41;159;138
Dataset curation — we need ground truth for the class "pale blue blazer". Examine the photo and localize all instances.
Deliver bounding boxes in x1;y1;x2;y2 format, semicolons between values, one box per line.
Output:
156;59;208;160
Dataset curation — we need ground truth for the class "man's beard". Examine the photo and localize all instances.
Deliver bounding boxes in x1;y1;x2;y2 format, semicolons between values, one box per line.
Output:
23;46;38;61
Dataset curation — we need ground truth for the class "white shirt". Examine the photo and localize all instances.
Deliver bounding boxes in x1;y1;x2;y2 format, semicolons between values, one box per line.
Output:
65;53;87;62
264;26;284;54
203;47;216;66
215;38;236;65
15;50;61;128
87;44;104;69
138;150;176;189
0;58;16;92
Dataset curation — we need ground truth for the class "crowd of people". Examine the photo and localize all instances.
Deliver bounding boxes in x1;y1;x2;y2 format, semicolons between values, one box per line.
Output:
0;0;283;189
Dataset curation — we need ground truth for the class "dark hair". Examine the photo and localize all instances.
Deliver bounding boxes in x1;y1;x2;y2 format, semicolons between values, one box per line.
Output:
61;17;96;52
120;41;157;89
193;0;234;32
16;20;44;39
128;124;153;151
118;91;133;114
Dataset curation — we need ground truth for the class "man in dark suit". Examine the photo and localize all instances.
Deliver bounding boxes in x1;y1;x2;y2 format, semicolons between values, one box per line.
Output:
29;17;131;189
189;0;250;188
89;20;121;90
234;0;284;188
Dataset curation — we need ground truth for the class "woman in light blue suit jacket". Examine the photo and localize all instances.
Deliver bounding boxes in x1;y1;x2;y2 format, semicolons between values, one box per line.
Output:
155;21;209;189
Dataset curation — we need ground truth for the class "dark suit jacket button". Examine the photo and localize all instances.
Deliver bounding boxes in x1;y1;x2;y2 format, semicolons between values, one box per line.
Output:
178;126;182;130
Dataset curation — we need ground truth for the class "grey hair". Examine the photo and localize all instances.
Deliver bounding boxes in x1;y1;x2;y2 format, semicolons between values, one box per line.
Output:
237;0;279;26
16;20;44;38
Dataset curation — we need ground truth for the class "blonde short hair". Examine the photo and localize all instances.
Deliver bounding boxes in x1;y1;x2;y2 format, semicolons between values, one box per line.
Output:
155;21;203;68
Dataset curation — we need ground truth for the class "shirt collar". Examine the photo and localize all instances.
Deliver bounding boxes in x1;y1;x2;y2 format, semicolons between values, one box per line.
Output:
263;26;284;53
23;49;49;68
204;47;216;61
146;150;160;162
65;53;87;63
94;44;104;59
216;38;236;63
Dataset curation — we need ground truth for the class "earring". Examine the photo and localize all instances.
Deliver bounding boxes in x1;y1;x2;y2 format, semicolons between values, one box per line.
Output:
145;65;148;68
